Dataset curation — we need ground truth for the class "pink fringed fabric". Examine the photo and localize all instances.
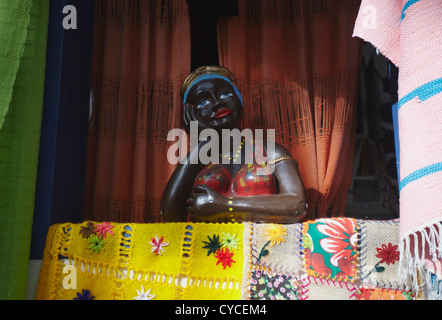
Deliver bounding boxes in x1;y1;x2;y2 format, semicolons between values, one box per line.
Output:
354;0;442;296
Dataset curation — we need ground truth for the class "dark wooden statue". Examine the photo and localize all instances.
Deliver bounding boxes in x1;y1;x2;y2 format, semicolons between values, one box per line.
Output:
161;66;307;223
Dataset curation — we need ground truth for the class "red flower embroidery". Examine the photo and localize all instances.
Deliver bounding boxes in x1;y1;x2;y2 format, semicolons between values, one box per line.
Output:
94;222;114;238
376;243;400;265
214;248;236;269
150;235;170;256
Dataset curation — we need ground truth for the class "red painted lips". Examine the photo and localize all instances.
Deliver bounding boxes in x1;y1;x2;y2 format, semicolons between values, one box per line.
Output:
214;108;232;119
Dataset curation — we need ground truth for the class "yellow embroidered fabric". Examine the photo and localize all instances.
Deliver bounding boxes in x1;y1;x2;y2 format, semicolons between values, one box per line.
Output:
35;221;245;300
35;219;418;300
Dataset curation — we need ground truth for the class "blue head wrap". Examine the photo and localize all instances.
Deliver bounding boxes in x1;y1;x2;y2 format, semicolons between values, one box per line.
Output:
182;74;243;107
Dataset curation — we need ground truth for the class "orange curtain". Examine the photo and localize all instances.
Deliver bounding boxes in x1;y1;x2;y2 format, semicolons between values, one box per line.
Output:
218;0;362;219
83;0;190;223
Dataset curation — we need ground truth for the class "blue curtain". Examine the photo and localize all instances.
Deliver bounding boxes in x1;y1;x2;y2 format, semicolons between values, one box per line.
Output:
30;0;94;260
390;64;400;181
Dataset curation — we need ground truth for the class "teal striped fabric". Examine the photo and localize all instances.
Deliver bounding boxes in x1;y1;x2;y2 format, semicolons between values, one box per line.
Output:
399;162;442;192
398;77;442;109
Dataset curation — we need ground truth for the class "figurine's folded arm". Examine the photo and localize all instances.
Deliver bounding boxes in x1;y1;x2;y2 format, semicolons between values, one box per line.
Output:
187;144;307;224
160;142;206;222
187;158;307;223
225;159;307;223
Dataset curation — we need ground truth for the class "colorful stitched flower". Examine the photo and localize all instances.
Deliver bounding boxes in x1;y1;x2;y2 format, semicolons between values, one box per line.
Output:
220;232;240;250
87;234;106;253
79;222;95;239
202;234;222;256
265;224;287;247
257;241;271;261
133;286;156;300
214;248;236;269
94;221;114;238
73;289;95;300
376;243;400;265
150;235;169;255
317;219;358;267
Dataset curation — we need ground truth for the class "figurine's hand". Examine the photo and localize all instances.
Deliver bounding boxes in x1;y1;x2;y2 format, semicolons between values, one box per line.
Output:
183;103;212;133
187;185;226;220
183;103;194;133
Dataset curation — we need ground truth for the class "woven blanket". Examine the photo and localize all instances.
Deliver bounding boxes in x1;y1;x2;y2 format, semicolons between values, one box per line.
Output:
353;0;442;294
0;0;49;299
35;219;420;300
0;0;33;130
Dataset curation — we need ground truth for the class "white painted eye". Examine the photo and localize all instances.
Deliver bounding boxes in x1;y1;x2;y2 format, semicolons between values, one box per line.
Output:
220;92;233;99
198;99;210;107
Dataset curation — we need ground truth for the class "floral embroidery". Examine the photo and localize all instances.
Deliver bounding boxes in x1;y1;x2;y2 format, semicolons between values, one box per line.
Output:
365;261;385;277
375;243;399;265
256;225;287;263
133;286;156;300
150;235;169;256
265;224;287;247
220;232;239;251
249;270;298;300
214;248;236;269
365;242;400;278
257;241;271;262
73;289;95;300
94;221;114;239
202;234;222;256
203;234;238;270
302;218;359;280
79;222;95;239
87;234;106;253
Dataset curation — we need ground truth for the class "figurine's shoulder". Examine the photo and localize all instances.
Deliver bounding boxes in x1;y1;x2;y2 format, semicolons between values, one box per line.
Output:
264;142;298;167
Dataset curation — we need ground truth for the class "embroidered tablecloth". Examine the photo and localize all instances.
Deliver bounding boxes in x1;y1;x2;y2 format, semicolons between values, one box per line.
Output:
36;219;418;300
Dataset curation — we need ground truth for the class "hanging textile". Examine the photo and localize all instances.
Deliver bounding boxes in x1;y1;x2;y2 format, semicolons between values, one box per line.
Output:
353;0;442;296
31;0;95;260
83;0;191;223
0;0;49;299
36;219;416;300
217;0;363;219
0;1;32;130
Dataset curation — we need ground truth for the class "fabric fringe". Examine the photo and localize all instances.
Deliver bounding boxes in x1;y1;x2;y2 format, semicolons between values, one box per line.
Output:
235;0;357;26
234;73;357;219
94;0;189;26
218;0;362;220
83;196;163;223
85;0;190;223
398;220;442;296
90;78;183;142
424;269;442;300
236;77;315;144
